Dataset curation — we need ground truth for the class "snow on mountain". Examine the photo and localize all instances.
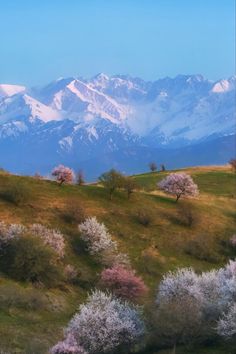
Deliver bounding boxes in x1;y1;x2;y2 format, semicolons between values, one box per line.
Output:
0;84;25;99
212;76;236;93
0;93;62;124
0;74;235;178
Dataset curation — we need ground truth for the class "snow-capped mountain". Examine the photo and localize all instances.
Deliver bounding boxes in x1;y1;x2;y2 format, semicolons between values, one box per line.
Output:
0;74;235;179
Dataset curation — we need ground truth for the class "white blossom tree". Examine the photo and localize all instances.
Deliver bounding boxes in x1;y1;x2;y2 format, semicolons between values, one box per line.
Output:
29;224;65;258
0;222;25;249
51;333;87;354
0;222;65;258
217;304;236;340
78;217;117;255
158;173;199;202
66;290;145;353
52;165;75;185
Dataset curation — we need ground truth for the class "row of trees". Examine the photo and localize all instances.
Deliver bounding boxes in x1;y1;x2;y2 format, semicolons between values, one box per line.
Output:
51;165;199;203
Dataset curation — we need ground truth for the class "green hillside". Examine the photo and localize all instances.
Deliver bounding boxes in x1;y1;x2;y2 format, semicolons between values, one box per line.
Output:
0;166;235;353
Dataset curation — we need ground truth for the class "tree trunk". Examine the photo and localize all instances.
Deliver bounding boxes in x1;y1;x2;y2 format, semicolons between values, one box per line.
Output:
171;343;176;354
176;195;180;202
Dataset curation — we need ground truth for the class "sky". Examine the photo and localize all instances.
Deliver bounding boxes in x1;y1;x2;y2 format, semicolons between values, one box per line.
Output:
0;0;235;86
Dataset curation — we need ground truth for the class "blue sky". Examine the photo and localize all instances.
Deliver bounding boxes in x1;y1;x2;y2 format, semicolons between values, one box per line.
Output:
0;0;235;86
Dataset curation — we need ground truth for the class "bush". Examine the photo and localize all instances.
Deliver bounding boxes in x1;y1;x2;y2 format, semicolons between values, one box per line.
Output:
0;283;47;311
0;235;62;286
136;209;153;227
0;181;31;205
184;235;221;263
177;202;199;227
100;265;147;301
62;199;86;224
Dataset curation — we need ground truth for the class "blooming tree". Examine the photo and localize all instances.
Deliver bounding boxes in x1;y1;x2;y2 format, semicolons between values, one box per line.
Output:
217;304;236;339
52;165;75;185
100;265;147;301
0;222;25;249
0;222;65;258
51;333;87;354
158;173;199;202
78;217;117;255
66;290;145;353
156;268;199;304
155;260;236;351
29;224;65;258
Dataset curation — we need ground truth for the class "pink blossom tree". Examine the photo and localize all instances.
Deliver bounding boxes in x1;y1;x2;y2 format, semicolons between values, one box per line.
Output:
158;173;199;202
52;165;75;185
100;264;147;301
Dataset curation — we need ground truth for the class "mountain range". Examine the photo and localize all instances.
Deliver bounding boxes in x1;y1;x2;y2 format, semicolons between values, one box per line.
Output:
0;73;235;180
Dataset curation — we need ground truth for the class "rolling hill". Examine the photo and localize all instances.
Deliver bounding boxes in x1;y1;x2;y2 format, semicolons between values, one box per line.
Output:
0;165;235;353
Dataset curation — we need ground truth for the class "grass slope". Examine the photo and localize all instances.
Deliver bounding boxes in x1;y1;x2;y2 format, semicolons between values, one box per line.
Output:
0;166;235;353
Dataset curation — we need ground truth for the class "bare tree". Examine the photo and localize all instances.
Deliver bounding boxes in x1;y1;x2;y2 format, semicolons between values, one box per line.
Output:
149;162;157;172
77;170;85;185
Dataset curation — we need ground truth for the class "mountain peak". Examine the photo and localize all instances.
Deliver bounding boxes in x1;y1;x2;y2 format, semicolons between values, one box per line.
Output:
0;84;26;98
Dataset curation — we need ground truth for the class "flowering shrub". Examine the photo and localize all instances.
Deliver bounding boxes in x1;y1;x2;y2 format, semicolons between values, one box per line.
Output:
78;217;117;255
0;235;62;286
100;265;147;301
52;165;75;185
0;222;25;249
66;290;145;353
0;222;65;258
51;334;87;354
158;173;199;201
217;304;236;339
29;224;65;258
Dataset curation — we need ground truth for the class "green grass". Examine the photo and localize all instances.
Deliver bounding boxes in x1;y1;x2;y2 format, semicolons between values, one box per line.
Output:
0;166;235;353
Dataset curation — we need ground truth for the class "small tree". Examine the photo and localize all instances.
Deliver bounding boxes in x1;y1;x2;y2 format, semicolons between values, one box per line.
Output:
100;265;147;301
99;169;124;200
149;162;157;172
77;170;85;186
158;173;199;202
161;164;166;172
78;217;117;255
123;177;139;199
52;165;75;185
229;158;236;172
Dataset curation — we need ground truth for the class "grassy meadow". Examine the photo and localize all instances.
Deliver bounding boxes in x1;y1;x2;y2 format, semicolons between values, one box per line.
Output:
0;165;235;353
